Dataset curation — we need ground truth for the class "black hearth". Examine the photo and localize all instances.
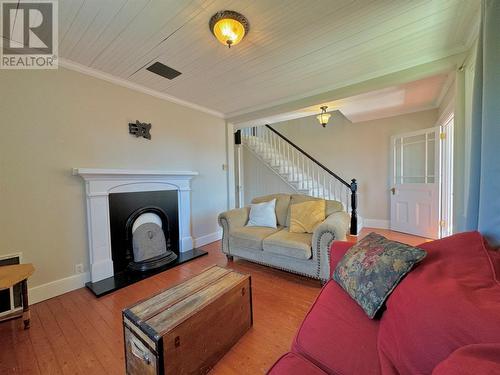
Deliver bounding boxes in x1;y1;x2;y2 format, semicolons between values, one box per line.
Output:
85;190;207;297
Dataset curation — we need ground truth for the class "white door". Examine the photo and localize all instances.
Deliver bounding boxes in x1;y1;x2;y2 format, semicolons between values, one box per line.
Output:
390;127;440;239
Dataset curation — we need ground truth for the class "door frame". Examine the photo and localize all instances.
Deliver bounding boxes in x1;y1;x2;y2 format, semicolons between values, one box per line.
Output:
438;111;454;238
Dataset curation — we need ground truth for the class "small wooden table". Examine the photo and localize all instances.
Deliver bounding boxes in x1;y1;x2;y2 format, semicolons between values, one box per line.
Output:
123;265;253;375
0;263;35;329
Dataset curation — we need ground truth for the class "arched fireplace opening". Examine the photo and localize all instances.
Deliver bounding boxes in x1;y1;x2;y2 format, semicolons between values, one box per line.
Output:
124;206;177;272
108;190;180;276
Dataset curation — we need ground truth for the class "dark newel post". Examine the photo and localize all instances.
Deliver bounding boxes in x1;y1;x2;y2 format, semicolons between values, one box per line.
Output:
234;129;241;145
350;179;358;235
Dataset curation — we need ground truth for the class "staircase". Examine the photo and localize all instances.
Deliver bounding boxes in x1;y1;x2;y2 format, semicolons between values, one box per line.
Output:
240;125;358;235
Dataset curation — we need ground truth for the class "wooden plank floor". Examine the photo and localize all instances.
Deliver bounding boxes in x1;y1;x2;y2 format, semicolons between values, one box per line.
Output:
0;228;429;375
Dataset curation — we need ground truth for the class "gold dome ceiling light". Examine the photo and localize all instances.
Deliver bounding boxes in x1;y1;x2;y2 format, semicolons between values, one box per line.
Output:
209;10;249;48
317;106;331;127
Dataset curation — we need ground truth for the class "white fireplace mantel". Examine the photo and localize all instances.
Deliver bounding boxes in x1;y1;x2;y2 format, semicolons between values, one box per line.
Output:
74;168;198;283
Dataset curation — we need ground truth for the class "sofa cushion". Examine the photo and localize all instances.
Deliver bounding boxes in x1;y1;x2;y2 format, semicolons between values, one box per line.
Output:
292;280;381;375
252;194;291;227
263;230;312;259
267;352;327;375
333;232;426;318
289;200;326;234
247;199;277;228
229;226;283;251
378;232;500;375
432;343;500;375
285;194;343;226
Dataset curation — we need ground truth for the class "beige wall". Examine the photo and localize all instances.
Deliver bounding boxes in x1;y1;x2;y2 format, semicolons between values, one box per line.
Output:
266;109;439;223
242;147;296;205
0;67;227;289
438;77;456;120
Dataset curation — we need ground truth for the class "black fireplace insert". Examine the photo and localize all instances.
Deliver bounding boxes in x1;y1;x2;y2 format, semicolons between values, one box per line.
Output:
85;189;207;297
108;190;179;274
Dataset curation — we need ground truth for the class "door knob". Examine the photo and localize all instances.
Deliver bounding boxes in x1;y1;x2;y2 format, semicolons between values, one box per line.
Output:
390;187;396;195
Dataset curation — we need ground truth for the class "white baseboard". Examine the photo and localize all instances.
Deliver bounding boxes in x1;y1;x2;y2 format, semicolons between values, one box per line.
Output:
28;230;222;304
193;230;222;248
29;272;90;304
362;219;390;230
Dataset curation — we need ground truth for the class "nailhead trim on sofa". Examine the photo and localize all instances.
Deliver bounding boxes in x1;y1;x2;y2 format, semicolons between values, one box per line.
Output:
218;216;335;282
315;230;336;280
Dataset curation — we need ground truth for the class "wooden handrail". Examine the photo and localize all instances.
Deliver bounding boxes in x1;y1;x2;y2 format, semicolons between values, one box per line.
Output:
262;125;358;235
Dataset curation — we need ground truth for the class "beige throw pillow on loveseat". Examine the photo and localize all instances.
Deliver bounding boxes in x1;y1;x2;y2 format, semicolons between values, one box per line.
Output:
285;194;343;227
289;200;326;233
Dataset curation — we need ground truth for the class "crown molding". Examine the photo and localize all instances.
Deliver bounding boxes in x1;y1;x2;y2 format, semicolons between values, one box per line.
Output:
58;58;225;119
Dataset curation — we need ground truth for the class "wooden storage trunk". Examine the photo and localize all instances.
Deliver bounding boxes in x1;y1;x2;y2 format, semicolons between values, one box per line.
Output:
122;266;253;375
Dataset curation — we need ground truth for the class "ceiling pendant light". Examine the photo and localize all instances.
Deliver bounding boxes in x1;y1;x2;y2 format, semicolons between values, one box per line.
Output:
209;10;249;48
316;106;331;127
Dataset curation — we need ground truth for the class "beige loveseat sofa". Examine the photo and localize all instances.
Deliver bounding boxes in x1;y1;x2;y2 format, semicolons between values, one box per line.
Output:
218;194;350;282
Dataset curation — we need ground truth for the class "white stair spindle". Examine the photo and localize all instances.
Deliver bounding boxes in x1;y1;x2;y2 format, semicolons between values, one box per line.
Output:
295;150;298;182
301;157;304;190
276;135;279;167
324;176;327;199
278;137;282;172
262;128;266;153
267;129;271;156
317;165;320;197
346;189;349;212
306;159;311;189
271;132;274;164
275;135;279;167
293;149;296;181
313;165;316;196
273;134;277;166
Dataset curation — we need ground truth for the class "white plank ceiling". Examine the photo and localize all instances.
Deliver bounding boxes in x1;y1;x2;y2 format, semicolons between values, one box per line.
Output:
56;0;479;117
233;73;451;128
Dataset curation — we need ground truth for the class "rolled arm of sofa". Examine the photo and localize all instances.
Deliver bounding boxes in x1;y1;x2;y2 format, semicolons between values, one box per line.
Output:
312;211;351;281
218;207;250;255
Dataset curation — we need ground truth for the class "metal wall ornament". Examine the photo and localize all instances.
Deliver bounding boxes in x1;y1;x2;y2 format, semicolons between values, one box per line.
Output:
129;120;152;140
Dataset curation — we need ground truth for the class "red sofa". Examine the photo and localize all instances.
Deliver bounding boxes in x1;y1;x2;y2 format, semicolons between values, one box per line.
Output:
267;232;500;375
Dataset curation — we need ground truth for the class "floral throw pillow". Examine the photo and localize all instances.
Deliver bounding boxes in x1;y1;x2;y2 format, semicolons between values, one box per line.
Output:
333;232;427;319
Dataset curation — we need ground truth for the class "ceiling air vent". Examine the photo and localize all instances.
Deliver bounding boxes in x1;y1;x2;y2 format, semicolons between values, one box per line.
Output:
146;62;182;80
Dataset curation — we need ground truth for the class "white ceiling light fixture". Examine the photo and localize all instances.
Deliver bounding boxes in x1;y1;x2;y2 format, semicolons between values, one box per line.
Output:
316;106;331;127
